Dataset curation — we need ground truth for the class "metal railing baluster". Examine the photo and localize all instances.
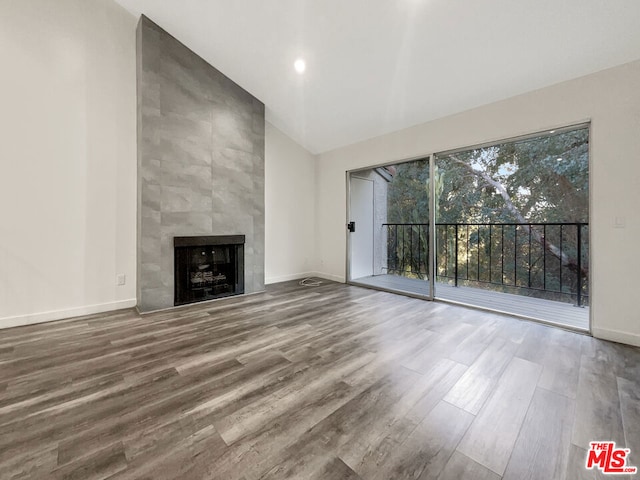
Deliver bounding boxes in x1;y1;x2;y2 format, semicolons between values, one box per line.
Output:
543;224;546;291
382;222;588;305
577;223;582;307
477;225;480;282
489;224;492;283
501;225;505;285
528;226;532;288
455;224;459;287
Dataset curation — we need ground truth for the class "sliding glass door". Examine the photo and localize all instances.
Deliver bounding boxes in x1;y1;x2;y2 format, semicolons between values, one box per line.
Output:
434;125;590;330
346;125;589;330
347;159;433;299
349;176;375;280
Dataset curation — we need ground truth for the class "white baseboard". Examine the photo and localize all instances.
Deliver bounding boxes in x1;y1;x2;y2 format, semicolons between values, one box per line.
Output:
265;271;346;285
313;272;345;283
0;299;137;330
265;271;319;284
592;327;640;348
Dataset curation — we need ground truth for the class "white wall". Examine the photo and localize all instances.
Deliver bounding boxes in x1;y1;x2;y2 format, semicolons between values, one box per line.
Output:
316;60;640;347
0;0;137;327
265;122;317;283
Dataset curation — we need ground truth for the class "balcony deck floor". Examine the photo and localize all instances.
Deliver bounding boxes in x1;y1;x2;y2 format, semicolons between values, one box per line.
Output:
351;274;589;331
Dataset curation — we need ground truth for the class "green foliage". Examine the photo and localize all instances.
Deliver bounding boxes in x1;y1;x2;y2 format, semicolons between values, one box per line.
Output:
385;127;590;304
435;128;589;224
388;127;588;226
387;159;430;224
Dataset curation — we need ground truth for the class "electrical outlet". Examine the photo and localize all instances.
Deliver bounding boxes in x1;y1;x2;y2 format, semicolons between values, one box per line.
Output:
117;274;126;286
614;216;626;228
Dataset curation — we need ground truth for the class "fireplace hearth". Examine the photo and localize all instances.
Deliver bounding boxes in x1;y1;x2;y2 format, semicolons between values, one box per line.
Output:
174;235;245;306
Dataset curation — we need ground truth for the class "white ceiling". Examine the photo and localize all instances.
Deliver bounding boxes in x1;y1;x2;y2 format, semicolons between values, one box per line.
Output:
113;0;640;154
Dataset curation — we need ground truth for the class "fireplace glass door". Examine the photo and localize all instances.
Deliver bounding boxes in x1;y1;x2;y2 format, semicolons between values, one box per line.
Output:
174;236;244;306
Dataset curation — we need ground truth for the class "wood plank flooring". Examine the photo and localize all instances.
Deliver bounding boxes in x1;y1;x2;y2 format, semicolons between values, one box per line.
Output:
0;279;638;480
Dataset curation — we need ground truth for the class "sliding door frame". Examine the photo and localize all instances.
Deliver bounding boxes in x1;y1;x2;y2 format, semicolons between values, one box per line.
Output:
346;159;435;301
433;122;591;334
345;121;591;334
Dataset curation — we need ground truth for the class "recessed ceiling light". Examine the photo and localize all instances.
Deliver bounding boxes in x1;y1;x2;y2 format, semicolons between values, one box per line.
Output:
557;158;562;161
294;58;306;74
549;130;556;134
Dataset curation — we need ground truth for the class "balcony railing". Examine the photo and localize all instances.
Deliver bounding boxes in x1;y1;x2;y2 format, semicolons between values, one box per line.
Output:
384;222;589;306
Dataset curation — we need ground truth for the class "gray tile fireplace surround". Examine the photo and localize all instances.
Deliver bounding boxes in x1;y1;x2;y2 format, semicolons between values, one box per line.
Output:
137;16;265;312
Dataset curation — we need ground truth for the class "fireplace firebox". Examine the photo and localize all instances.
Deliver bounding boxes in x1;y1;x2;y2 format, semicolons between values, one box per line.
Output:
174;235;245;306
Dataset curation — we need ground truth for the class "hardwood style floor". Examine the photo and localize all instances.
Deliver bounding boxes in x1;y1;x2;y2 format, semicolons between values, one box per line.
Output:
0;280;638;479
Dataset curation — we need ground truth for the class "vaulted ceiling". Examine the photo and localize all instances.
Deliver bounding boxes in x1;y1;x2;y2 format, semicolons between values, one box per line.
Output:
113;0;640;154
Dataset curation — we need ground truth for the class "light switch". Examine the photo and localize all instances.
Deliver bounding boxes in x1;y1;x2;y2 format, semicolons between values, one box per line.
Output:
614;216;626;228
117;274;126;286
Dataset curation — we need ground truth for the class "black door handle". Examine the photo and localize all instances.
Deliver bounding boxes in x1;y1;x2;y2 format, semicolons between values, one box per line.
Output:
347;221;355;232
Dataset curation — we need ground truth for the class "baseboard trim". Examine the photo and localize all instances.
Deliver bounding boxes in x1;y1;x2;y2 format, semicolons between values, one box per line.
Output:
313;272;345;283
592;327;640;348
265;272;345;284
0;299;138;330
265;272;319;284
